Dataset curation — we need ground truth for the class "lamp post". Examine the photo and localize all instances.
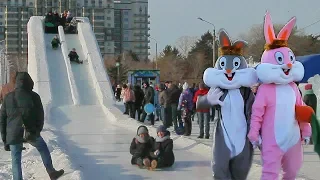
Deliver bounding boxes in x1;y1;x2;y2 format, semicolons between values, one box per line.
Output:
115;62;120;85
146;35;158;69
198;17;216;66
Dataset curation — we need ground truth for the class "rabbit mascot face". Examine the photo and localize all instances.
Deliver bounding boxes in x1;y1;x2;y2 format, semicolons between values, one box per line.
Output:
203;30;257;89
257;13;304;84
247;11;312;180
198;29;257;180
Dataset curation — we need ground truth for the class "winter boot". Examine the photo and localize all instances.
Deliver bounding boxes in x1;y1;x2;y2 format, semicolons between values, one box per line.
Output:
143;158;151;168
149;160;158;171
136;158;144;168
47;169;64;180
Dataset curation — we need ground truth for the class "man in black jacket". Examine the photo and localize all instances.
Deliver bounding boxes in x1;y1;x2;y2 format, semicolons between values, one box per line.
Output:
0;72;64;180
166;82;182;130
139;81;155;125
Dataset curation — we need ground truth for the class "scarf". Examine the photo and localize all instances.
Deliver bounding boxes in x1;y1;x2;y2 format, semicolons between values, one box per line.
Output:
156;135;170;142
136;135;150;143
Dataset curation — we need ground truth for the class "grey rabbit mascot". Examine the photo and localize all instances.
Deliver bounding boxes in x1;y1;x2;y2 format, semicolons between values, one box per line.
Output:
197;29;258;180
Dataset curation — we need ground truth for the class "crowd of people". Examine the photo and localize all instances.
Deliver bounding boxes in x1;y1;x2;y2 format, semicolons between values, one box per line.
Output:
112;81;217;139
45;10;76;34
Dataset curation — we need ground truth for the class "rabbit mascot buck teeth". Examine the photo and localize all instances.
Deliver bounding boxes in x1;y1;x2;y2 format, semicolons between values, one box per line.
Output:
197;29;258;180
247;11;312;180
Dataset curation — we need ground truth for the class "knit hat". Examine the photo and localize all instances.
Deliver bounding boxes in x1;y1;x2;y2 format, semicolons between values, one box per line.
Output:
156;125;167;133
182;82;189;90
137;126;148;135
305;84;312;90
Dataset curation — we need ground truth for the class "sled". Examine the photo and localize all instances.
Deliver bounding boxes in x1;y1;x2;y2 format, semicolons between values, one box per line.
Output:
45;22;55;27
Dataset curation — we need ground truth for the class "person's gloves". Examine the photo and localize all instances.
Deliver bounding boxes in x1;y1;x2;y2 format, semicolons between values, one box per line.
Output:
207;88;224;106
4;144;10;151
303;137;310;145
154;150;160;156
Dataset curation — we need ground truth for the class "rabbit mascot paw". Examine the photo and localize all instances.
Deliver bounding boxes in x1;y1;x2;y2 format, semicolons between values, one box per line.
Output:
197;29;258;180
247;11;312;180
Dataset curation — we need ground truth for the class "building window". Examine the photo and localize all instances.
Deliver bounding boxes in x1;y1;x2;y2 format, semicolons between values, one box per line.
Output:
123;42;129;47
107;23;111;27
124;37;128;41
124;30;129;34
107;17;111;20
123;24;129;29
107;10;111;14
124;11;129;15
124;18;128;22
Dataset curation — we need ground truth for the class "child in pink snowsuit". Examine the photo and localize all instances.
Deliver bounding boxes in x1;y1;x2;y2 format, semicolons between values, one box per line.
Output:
247;11;312;180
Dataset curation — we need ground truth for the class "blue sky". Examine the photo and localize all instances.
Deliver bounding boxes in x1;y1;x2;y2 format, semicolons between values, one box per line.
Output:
148;0;320;58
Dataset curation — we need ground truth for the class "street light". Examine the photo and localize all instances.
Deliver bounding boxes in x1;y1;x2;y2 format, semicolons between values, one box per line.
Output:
198;17;216;66
115;62;120;85
145;35;158;69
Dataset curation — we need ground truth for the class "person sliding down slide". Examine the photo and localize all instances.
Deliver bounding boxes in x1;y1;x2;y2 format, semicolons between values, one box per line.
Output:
247;11;312;180
68;48;83;64
51;35;61;49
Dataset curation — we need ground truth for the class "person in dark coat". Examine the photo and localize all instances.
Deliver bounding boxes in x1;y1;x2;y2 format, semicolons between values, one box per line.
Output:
133;85;144;120
139;81;155;125
130;125;155;169
166;82;182;130
51;35;61;49
150;125;175;169
303;84;317;115
0;72;64;180
68;48;82;64
53;11;60;26
115;85;121;101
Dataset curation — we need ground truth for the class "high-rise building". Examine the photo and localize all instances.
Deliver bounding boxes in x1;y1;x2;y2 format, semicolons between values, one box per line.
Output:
0;0;150;61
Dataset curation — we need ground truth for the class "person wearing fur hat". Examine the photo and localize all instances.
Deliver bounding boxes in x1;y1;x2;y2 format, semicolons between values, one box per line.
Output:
149;125;175;169
177;82;193;136
130;126;155;168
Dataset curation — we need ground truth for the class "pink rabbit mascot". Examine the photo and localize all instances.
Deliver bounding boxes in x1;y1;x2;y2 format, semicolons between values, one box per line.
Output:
247;11;311;180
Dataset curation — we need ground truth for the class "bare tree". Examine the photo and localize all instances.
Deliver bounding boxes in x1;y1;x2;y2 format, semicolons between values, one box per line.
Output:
175;36;198;58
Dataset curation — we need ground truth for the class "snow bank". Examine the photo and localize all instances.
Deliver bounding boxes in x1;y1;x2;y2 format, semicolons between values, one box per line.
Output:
0;129;83;180
58;26;80;105
77;18;115;108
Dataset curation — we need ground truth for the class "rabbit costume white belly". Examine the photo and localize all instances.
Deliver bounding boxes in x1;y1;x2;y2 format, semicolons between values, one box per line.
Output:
220;89;247;158
196;29;258;180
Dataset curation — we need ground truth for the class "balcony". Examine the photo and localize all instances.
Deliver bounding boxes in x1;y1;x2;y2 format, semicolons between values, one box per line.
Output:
134;20;150;24
133;14;150;18
132;27;150;30
134;45;150;49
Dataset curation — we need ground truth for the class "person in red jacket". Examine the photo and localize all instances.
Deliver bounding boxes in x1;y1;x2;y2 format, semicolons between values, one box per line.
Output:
193;83;210;139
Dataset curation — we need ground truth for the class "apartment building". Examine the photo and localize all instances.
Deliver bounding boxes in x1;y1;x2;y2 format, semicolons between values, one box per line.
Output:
0;0;150;60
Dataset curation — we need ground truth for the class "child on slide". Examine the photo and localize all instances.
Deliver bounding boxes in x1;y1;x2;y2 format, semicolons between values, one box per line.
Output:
51;35;61;49
68;48;83;64
130;126;155;169
149;125;175;170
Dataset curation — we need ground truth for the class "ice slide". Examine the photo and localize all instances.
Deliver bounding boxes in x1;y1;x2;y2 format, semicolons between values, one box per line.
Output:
23;16;232;180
